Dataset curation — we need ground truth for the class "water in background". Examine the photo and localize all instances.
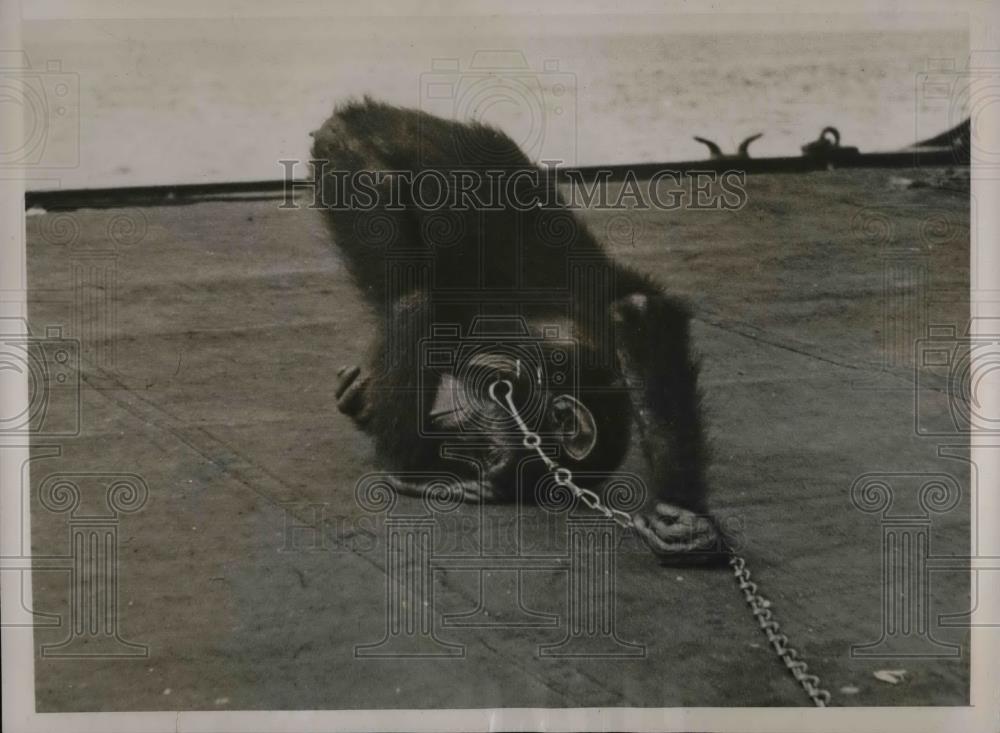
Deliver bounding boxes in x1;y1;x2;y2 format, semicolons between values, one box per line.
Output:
24;20;967;190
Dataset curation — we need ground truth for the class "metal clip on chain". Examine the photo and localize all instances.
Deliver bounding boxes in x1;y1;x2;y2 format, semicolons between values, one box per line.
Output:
488;377;832;708
488;379;634;528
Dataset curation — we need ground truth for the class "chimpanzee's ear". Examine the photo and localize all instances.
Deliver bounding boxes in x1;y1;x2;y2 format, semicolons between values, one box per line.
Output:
550;395;598;462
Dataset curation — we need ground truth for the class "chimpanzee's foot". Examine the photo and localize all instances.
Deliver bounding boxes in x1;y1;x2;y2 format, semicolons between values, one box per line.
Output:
335;365;371;423
633;502;730;567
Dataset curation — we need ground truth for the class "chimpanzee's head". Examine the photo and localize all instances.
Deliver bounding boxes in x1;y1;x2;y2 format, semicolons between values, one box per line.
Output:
424;317;632;497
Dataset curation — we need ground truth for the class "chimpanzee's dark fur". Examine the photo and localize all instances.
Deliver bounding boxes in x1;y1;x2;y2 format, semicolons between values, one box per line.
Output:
311;98;718;560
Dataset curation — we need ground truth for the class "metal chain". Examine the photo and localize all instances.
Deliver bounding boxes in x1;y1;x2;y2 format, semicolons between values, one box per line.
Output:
488;379;634;528
729;555;831;706
488;377;832;708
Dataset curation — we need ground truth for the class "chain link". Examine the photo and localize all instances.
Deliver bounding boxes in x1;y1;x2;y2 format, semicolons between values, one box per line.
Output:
729;555;831;707
489;377;832;708
489;379;635;529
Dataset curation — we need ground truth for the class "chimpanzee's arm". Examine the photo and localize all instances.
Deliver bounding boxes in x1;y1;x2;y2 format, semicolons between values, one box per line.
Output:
610;291;730;565
335;291;442;473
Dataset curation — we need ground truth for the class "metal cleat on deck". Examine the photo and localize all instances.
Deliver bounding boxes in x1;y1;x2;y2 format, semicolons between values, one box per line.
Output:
800;126;861;163
693;133;763;160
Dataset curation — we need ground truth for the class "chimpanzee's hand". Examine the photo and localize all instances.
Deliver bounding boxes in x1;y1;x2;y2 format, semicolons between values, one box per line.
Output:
633;503;730;567
335;365;371;424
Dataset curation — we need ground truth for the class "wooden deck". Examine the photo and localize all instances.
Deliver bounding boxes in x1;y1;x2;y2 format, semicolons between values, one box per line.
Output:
26;165;971;709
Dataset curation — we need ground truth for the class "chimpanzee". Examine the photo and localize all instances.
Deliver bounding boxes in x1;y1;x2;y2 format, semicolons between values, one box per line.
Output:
310;98;727;565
